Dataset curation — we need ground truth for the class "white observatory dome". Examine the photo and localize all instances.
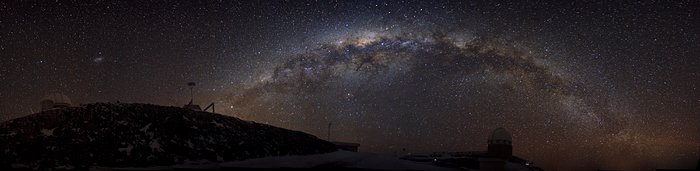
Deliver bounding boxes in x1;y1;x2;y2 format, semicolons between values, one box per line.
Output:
488;127;512;145
40;93;72;111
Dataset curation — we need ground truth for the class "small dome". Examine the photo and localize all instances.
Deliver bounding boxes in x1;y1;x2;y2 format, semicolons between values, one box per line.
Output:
41;93;72;105
488;127;512;145
41;93;73;111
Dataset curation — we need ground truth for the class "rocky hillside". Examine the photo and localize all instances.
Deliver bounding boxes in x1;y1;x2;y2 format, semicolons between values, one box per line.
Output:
0;103;337;169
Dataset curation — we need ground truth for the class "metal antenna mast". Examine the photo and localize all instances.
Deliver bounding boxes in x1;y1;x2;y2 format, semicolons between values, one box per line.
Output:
187;82;196;103
327;121;333;141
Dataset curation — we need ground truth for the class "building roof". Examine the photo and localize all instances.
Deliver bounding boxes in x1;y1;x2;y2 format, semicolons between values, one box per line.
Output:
41;93;72;105
488;127;512;143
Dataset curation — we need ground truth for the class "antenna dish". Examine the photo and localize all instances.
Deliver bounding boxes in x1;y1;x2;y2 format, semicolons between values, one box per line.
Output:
183;82;202;111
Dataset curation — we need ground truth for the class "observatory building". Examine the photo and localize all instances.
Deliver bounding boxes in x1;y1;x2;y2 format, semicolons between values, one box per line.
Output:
401;127;541;171
40;93;72;111
488;127;513;159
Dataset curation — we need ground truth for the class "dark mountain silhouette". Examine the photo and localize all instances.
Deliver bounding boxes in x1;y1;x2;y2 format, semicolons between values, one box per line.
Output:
0;103;337;169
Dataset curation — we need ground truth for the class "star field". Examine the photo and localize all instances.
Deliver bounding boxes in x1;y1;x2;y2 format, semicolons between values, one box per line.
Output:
0;1;698;170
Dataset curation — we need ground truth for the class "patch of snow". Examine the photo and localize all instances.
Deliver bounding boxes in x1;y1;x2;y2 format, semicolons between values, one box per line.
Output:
221;151;457;171
147;154;156;160
186;141;194;149
141;123;155;137
118;144;134;156
55;165;75;170
150;139;163;152
103;166;173;170
173;164;220;170
208;136;215;143
216;154;224;162
117;120;128;125
41;128;55;136
4;131;17;136
140;123;152;132
11;163;29;168
211;121;224;127
183;159;214;165
107;164;221;170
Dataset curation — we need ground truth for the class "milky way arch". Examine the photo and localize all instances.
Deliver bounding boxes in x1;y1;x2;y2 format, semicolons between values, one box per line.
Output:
223;30;625;153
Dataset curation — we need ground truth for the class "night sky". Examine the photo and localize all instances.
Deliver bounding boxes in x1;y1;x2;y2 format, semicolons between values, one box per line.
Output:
1;1;699;170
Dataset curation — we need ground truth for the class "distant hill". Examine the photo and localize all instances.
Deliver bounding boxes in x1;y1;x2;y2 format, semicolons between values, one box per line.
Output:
0;103;337;169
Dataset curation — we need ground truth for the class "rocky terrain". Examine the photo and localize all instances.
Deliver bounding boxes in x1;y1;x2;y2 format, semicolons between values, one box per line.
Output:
0;103;337;169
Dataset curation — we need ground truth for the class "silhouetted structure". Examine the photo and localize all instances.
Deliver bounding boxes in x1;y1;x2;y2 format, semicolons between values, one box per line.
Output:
488;127;513;159
332;141;360;152
184;100;202;111
202;102;214;112
40;93;72;111
405;128;542;171
183;82;202;110
480;127;514;171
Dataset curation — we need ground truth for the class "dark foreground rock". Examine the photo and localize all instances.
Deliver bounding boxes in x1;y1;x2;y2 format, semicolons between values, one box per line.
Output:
0;103;337;169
